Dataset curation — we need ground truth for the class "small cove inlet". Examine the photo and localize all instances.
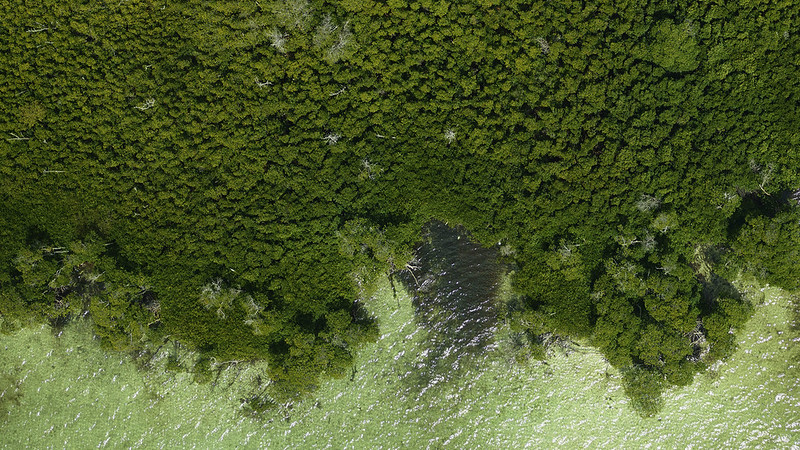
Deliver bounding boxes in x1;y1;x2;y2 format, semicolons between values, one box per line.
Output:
1;224;798;448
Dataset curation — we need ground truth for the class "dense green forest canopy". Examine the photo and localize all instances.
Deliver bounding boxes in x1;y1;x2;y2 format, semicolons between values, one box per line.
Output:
2;0;799;412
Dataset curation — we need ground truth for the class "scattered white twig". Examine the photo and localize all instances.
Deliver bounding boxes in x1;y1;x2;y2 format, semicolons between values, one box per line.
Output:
268;28;287;53
328;86;347;97
255;78;272;88
134;98;155;111
444;129;456;144
536;37;550;54
26;24;53;33
323;133;341;145
361;158;383;180
6;133;30;141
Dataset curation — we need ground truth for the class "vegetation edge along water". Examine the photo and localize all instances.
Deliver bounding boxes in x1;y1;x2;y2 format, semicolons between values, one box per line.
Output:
1;0;799;418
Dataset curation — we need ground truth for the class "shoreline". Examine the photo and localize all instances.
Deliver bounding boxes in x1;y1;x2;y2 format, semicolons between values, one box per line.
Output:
0;279;797;448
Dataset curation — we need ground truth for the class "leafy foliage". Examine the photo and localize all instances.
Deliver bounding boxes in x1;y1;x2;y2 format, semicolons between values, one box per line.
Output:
1;0;798;409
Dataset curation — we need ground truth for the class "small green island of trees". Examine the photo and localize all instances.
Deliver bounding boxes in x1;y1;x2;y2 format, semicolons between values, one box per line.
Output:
1;0;798;416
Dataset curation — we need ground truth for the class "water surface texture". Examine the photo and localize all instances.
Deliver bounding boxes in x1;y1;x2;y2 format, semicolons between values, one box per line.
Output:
397;222;502;398
1;231;798;448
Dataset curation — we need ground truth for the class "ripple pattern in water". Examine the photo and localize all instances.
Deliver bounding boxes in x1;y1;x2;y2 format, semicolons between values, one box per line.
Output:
397;222;502;397
1;277;798;448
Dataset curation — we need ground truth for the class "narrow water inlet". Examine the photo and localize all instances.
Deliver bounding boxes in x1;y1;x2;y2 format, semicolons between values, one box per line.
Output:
397;222;504;391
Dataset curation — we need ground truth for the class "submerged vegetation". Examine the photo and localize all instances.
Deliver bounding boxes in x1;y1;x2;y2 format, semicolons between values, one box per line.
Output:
1;0;798;414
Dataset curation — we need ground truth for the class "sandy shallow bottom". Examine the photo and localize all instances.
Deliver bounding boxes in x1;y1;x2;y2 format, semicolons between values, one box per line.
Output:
1;281;798;449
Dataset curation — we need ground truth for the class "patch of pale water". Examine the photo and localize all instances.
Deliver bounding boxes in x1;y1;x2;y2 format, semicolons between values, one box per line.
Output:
0;283;798;448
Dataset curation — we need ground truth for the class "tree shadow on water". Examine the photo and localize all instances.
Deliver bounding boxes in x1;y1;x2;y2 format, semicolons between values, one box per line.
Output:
395;222;503;400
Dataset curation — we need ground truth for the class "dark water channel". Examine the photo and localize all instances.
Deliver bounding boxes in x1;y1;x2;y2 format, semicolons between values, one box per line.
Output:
397;222;504;396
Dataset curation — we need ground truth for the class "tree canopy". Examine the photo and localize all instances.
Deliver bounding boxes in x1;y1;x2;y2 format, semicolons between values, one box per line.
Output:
1;0;798;410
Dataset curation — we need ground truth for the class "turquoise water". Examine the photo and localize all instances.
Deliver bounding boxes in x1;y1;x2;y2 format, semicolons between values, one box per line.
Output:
1;277;798;448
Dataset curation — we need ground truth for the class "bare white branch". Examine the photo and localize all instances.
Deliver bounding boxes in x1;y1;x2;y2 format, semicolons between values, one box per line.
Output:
759;163;774;196
323;132;341;145
444;129;456;144
267;28;287;53
328;86;347;97
361;158;384;180
635;194;661;212
273;0;313;30
255;78;273;88
536;37;550;54
134;98;155;111
26;21;58;33
6;133;30;141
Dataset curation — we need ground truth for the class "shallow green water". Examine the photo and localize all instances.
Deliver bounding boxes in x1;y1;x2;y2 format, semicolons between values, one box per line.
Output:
1;277;798;448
